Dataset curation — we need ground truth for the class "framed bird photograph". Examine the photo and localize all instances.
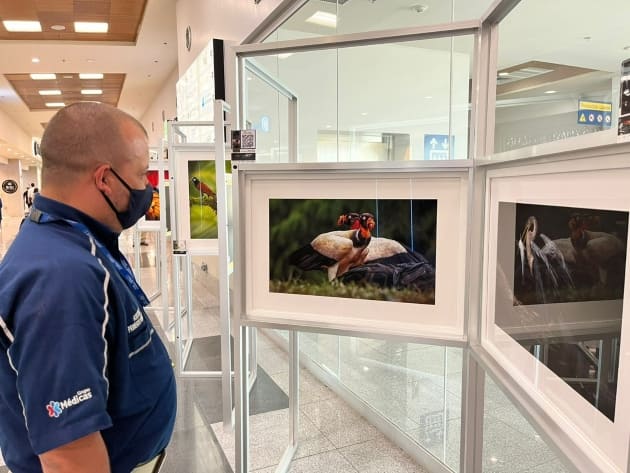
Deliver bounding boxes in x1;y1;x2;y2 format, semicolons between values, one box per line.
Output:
188;160;219;239
482;153;630;470
268;198;437;304
512;202;628;306
233;163;470;340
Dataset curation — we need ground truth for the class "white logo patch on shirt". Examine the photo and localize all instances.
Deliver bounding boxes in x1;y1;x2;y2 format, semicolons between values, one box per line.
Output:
127;309;144;334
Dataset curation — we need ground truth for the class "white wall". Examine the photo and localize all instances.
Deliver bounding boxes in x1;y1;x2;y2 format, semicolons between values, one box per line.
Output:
175;0;284;113
0;108;33;155
140;66;179;148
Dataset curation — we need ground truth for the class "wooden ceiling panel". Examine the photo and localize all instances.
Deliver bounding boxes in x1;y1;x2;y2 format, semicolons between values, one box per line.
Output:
0;0;146;42
4;73;125;111
35;1;73;12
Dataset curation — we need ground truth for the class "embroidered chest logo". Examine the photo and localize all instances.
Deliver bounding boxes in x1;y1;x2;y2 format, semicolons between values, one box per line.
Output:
127;309;144;333
46;388;93;418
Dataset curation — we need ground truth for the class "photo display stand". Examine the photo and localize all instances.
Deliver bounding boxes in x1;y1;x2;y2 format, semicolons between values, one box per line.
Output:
233;162;470;340
231;161;471;473
167;101;236;427
481;149;630;472
132;152;171;329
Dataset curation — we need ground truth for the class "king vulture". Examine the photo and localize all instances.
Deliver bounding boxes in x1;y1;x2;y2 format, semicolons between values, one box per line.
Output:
289;212;376;280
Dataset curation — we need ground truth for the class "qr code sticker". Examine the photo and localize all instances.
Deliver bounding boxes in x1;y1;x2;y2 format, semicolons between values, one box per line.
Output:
241;130;256;149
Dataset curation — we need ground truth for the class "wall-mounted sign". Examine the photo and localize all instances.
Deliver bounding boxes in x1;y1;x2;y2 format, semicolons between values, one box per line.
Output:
424;134;454;160
577;100;612;127
1;179;18;194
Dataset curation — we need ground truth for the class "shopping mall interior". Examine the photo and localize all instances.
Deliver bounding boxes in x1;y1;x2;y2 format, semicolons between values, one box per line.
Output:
1;1;630;472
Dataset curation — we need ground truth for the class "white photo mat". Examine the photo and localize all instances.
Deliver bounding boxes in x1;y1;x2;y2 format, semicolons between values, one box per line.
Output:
171;148;219;255
482;156;630;470
239;168;469;340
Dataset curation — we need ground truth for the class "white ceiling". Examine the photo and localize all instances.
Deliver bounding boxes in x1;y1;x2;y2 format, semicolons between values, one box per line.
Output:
0;0;178;162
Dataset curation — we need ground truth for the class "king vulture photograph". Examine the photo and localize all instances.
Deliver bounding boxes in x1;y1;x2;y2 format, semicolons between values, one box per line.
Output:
269;198;437;304
512;203;628;305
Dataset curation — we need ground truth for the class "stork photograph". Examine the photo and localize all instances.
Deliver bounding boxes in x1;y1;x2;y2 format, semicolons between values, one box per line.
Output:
188;160;218;239
512;202;628;306
268;198;437;304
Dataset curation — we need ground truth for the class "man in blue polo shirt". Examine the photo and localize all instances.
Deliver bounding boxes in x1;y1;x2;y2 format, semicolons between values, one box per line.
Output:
0;102;176;473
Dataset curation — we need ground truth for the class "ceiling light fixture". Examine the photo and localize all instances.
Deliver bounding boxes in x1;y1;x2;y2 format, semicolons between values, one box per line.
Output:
81;89;103;95
39;90;62;95
74;22;108;33
50;24;66;31
411;4;429;13
30;73;56;80
3;20;42;32
306;11;337;28
544;90;557;94
45;102;65;107
79;73;103;79
31;57;40;63
498;71;510;76
277;53;293;59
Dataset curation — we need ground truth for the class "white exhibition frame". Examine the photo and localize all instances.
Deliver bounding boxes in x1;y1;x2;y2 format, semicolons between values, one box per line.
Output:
235;162;470;341
171;148;220;255
482;153;630;471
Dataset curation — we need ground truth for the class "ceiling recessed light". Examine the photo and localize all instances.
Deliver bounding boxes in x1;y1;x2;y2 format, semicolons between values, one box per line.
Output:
46;102;65;107
411;4;429;13
39;90;62;95
498;71;510;76
31;57;40;63
50;24;66;31
277;53;293;59
79;73;103;79
3;20;42;32
81;89;103;95
74;22;108;33
544;90;557;94
306;11;337;28
30;73;56;80
361;112;368;116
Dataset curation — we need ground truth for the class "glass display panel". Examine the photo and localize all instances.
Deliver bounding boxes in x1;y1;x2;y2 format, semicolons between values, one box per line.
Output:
243;62;289;163
338;338;462;472
483;376;571;473
495;201;628;421
246;36;474;162
263;0;495;42
494;0;630;153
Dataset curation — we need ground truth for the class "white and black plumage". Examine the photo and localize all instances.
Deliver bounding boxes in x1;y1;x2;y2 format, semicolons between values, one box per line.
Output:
289;212;375;281
568;214;625;287
335;212;435;289
336;212;431;265
517;216;573;303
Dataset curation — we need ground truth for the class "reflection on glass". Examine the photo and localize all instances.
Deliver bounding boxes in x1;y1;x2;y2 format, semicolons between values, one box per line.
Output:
245;36;474;162
495;202;627;421
243;62;288;163
263;0;495;41
483;376;571;472
494;0;630;153
338;338;462;472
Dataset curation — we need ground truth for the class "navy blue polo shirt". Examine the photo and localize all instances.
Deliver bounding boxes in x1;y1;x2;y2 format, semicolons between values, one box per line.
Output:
0;195;176;473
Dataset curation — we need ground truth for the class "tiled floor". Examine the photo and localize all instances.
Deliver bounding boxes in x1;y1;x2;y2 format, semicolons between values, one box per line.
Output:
0;218;572;473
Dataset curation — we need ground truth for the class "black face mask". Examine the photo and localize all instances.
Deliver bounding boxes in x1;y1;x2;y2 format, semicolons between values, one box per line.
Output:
101;168;153;229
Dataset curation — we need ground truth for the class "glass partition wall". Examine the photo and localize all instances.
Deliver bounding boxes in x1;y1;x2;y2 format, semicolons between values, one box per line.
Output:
242;34;476;162
233;1;630;473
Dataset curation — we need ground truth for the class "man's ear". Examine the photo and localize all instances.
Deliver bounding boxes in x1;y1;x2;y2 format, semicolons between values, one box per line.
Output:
93;164;112;193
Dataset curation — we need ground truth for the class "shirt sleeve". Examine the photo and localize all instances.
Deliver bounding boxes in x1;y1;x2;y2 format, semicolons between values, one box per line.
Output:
8;260;113;455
